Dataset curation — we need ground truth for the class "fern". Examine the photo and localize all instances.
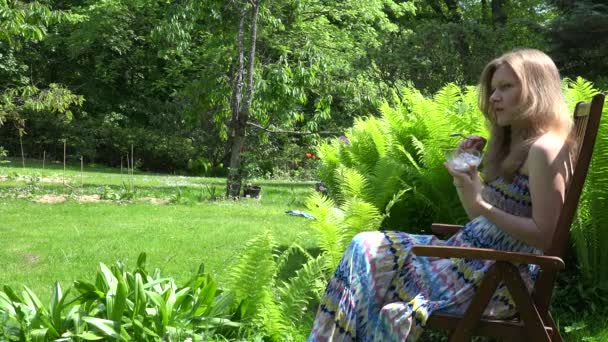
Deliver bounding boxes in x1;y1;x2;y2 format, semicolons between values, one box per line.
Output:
270;256;326;340
224;232;327;341
224;231;277;323
367;156;408;210
316;139;343;193
335;166;369;201
341;197;383;239
564;78;608;287
305;192;347;271
314;82;486;234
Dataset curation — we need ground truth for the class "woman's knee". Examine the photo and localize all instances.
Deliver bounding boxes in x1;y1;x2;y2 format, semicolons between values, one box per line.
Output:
349;231;388;256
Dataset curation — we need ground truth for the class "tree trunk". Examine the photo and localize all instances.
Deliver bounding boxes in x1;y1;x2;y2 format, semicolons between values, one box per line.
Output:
491;0;508;27
226;0;260;198
481;0;489;24
443;0;470;83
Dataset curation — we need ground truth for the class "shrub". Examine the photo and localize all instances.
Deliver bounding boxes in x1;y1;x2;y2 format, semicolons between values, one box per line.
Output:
316;83;487;232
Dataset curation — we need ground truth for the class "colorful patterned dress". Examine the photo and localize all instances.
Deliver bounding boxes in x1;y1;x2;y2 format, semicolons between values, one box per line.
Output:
309;172;541;341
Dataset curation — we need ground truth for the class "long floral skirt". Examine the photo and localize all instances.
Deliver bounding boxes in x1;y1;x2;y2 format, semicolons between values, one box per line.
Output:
308;222;539;341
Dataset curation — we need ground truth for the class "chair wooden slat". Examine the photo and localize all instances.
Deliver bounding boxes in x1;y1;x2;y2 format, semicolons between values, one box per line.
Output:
547;93;605;258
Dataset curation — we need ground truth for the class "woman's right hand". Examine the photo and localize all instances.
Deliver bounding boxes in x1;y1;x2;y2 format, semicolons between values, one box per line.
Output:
457;136;487;154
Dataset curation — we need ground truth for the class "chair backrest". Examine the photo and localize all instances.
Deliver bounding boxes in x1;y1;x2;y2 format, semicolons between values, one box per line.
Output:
530;93;605;315
546;93;605;258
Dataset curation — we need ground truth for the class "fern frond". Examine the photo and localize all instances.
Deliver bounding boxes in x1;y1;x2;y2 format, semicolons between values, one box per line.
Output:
563;77;599;105
395;145;421;173
347;117;381;171
341;197;383;240
433;83;462;115
410;135;426;163
316;140;342;192
272;256;326;340
334;166;369;200
367;156;408;210
274;240;312;277
585;104;608;286
305;192;347;272
225;230;277;321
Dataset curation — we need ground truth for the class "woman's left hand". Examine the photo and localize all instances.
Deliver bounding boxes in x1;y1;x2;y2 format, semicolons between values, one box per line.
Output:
444;162;484;212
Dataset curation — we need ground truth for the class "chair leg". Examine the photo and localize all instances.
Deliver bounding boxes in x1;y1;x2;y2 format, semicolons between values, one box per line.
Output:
501;263;551;342
449;263;503;342
546;312;564;342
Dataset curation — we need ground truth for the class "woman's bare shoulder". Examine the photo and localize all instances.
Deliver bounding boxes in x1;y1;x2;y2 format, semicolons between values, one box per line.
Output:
531;133;569;164
521;132;569;175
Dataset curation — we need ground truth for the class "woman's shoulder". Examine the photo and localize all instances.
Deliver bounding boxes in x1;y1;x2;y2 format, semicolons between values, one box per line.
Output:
532;132;567;149
521;132;569;175
529;132;569;162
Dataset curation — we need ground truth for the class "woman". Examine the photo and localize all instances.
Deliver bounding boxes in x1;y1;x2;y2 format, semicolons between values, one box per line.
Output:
309;49;574;341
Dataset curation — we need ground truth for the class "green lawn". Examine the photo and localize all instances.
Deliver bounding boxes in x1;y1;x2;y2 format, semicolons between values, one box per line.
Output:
0;159;318;300
2;159;607;341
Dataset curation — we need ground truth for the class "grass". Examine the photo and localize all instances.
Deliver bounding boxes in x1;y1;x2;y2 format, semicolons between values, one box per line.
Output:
0;158;319;301
1;158;606;341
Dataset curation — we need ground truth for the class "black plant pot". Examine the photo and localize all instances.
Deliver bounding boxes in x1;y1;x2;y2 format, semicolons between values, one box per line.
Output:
243;185;262;199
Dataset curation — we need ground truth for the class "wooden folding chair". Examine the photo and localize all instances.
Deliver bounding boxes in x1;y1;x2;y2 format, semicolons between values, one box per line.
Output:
411;93;606;341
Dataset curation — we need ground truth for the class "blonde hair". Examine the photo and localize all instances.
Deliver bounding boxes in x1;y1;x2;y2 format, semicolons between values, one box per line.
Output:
478;49;573;181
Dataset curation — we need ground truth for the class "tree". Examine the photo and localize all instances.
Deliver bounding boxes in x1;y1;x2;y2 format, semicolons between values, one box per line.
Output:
0;0;84;162
226;0;261;198
369;0;555;93
224;0;416;196
0;0;84;127
548;0;608;86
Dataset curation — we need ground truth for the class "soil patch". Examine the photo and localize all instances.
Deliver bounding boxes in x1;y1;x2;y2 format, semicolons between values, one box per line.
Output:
33;194;67;204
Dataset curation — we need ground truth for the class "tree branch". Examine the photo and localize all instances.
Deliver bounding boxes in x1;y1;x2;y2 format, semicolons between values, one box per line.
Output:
247;121;340;136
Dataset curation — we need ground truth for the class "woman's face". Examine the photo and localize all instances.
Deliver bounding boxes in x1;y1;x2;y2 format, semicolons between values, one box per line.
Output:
489;64;522;127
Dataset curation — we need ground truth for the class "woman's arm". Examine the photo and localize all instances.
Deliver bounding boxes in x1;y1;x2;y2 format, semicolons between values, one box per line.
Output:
478;135;570;251
447;134;570;251
454;186;479;220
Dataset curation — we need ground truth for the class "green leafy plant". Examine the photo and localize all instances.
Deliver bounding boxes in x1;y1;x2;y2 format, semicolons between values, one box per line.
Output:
316;83;487;232
224;231;326;341
0;147;8;164
99;186;120;201
564;78;608;288
0;253;246;341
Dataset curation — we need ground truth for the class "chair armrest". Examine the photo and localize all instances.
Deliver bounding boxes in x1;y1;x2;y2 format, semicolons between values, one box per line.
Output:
411;245;565;271
431;223;463;235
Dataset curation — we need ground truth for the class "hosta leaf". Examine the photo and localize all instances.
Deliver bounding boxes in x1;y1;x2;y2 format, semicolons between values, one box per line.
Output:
137;252;147;270
31;328;48;342
73;281;104;301
146;291;168;330
22;286;46;314
50;282;70;332
0;291;17;315
197;280;217;310
133;273;146;318
132;318;160;338
83;317;129;341
3;285;24;304
173;286;191;310
76;331;105;340
231;298;249;321
110;271;128;322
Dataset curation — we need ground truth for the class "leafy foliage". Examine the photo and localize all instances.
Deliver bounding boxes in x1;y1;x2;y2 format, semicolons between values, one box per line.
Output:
316;83;488;233
224;231;326;340
565;78;608;288
0;253;246;341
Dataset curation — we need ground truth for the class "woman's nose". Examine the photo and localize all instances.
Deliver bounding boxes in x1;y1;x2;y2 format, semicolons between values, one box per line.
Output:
490;91;500;102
